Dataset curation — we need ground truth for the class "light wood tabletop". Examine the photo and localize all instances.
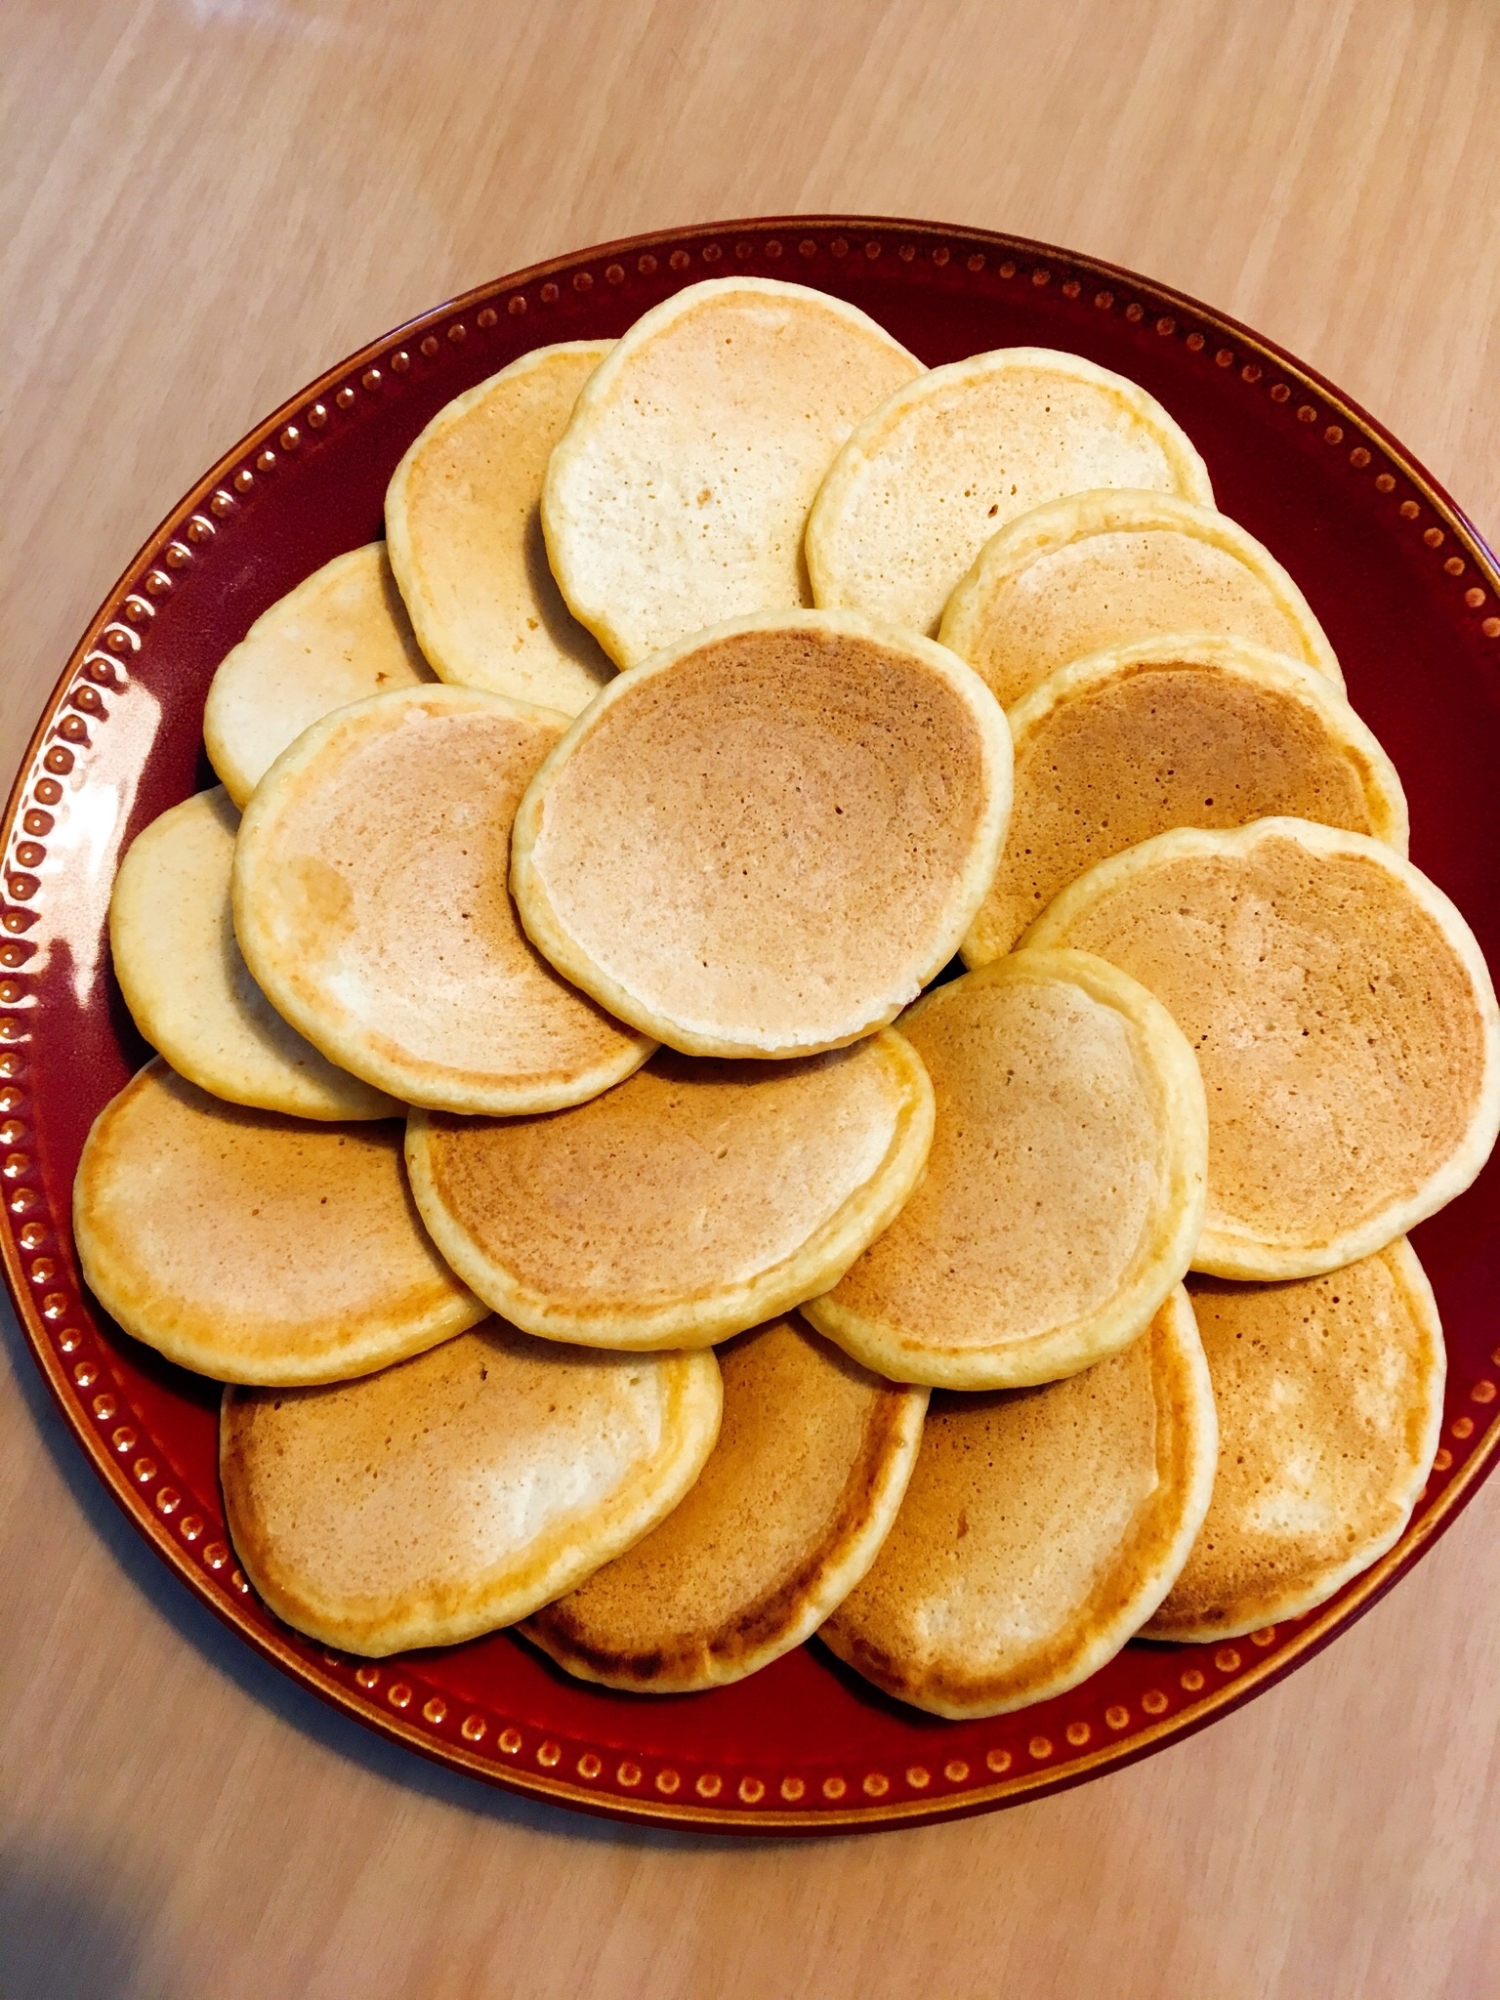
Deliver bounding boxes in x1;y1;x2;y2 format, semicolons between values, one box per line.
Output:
5;2;1500;1994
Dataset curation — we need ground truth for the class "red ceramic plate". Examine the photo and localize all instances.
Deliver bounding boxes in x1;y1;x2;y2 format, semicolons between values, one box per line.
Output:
8;217;1500;1835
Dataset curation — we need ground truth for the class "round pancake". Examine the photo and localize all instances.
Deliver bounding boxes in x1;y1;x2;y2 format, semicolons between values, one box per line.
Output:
511;611;1012;1058
221;1321;722;1656
939;489;1343;707
821;1286;1216;1717
524;1315;925;1690
233;684;654;1112
406;1029;934;1351
204;544;434;808
385;341;616;715
963;636;1408;964
1147;1242;1444;1640
72;1057;485;1384
542;278;922;667
803;950;1206;1389
805;347;1214;640
110;787;398;1120
1024;818;1500;1278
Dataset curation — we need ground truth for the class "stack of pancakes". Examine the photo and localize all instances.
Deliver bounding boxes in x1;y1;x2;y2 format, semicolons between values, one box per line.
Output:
75;277;1497;1716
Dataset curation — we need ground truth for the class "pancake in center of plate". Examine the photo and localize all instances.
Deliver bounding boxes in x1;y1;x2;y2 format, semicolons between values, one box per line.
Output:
233;684;654;1113
406;1030;933;1350
523;1314;927;1692
221;1322;722;1657
821;1287;1217;1717
1024;818;1500;1278
510;611;1012;1058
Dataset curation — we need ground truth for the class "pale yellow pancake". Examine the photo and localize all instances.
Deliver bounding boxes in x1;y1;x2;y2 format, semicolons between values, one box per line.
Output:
805;348;1214;639
222;1322;722;1656
804;950;1206;1388
405;1030;933;1350
523;1315;927;1691
939;489;1343;707
233;684;653;1113
542;278;922;667
1148;1242;1444;1640
822;1287;1217;1717
963;635;1408;963
386;341;616;715
204;544;434;808
1024;819;1500;1278
110;787;398;1119
511;611;1012;1058
72;1057;484;1384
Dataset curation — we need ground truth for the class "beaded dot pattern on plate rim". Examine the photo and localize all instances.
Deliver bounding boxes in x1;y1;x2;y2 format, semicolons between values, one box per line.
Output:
6;219;1500;1826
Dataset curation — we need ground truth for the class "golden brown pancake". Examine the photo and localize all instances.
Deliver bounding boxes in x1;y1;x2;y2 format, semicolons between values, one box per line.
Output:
109;787;398;1119
1024;819;1500;1278
72;1057;484;1383
962;636;1407;963
523;1315;927;1690
511;611;1012;1058
1147;1242;1444;1640
804;950;1206;1388
232;684;653;1112
939;488;1343;707
203;544;434;808
822;1287;1216;1717
221;1322;722;1656
405;1030;933;1350
805;348;1214;639
385;341;616;715
542;277;921;666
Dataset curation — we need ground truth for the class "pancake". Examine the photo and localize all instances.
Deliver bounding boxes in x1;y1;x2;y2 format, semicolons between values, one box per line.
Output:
385;341;616;715
939;489;1343;707
524;1315;926;1690
803;950;1206;1389
233;684;653;1112
221;1322;722;1656
805;347;1213;639
511;611;1012;1058
1024;818;1500;1278
963;635;1408;964
204;544;434;808
110;787;398;1119
821;1286;1216;1717
1147;1242;1445;1640
406;1030;934;1350
542;278;921;667
72;1057;485;1384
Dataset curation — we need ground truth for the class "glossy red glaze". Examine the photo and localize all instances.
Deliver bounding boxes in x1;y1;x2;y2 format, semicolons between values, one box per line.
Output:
6;217;1500;1835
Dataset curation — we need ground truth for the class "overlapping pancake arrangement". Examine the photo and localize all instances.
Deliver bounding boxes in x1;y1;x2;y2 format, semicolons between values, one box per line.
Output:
77;277;1499;1710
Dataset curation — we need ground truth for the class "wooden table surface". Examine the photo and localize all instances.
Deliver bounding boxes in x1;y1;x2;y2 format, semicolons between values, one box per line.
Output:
5;2;1500;1994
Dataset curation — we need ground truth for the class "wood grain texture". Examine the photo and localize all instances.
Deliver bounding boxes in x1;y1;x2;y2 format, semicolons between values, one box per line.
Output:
4;1;1500;1994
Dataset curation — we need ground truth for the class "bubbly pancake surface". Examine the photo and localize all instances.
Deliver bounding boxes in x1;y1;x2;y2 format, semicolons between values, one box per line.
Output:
385;341;616;715
232;684;653;1112
542;278;922;666
1025;819;1500;1278
963;637;1407;964
822;1287;1216;1717
406;1029;933;1349
523;1315;927;1690
805;348;1214;640
204;544;434;808
221;1322;723;1656
511;612;1012;1058
938;489;1342;707
804;951;1206;1388
1149;1243;1444;1639
110;787;398;1119
72;1058;484;1384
